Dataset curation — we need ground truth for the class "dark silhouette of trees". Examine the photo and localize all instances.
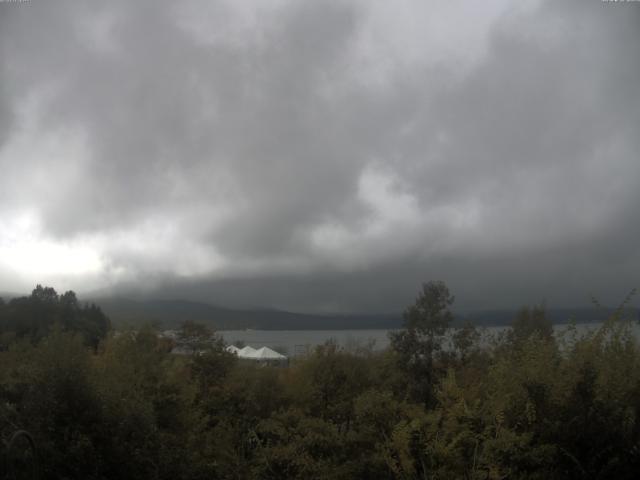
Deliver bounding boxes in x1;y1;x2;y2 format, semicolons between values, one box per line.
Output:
389;280;454;406
0;285;110;348
509;303;553;344
0;282;639;478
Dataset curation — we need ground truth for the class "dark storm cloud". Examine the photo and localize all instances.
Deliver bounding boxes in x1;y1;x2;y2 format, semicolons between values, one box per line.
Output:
0;0;638;311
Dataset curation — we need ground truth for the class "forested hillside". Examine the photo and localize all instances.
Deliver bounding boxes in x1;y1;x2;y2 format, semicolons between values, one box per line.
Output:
92;297;403;330
0;283;639;479
89;296;623;331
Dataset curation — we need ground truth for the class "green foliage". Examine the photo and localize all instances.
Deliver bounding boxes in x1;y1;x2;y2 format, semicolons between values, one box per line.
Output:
292;341;373;425
0;282;639;478
452;321;482;362
509;304;554;345
389;280;455;406
0;285;110;348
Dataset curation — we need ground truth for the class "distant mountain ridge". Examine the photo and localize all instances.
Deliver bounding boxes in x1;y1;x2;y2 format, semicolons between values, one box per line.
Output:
93;297;403;330
91;297;634;331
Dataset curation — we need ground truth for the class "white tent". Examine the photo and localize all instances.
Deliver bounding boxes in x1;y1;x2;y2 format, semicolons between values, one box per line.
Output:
250;347;287;360
226;345;240;355
237;346;258;359
232;345;287;365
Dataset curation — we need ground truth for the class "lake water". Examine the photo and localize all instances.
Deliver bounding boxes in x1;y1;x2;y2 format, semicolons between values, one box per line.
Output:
219;323;630;357
220;329;393;356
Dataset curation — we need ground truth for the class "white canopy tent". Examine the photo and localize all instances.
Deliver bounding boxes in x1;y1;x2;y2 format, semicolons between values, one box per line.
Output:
236;346;258;358
248;347;287;360
227;345;288;365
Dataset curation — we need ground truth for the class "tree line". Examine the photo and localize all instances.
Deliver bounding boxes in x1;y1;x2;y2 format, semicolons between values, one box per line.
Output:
0;285;110;349
0;282;639;479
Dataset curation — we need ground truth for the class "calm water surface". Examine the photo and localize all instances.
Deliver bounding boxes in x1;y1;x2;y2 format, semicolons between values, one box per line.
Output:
220;329;393;356
219;323;633;357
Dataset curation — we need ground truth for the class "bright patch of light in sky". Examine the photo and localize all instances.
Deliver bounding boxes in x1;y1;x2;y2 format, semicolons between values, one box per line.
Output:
0;212;103;278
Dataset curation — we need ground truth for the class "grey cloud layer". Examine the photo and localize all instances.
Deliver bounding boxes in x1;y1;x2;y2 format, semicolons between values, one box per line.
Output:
0;0;638;311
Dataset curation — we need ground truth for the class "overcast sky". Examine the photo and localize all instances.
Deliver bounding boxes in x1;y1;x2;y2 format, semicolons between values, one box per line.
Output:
0;0;638;313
